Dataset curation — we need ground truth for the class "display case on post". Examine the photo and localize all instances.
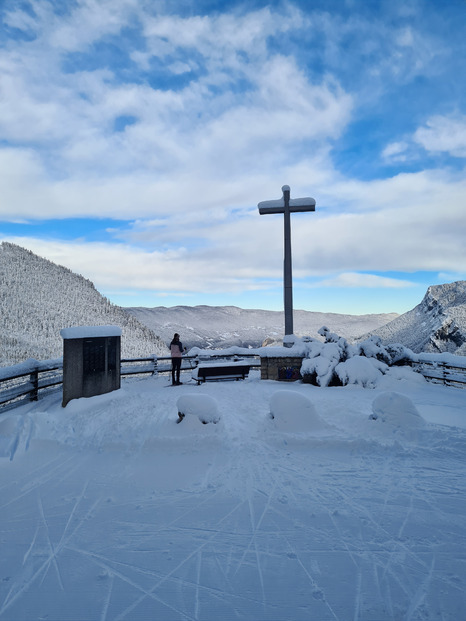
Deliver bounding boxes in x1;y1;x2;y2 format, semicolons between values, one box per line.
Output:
61;326;122;407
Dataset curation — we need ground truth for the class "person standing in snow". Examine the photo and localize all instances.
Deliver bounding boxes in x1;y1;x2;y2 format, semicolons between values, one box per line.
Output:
170;333;184;385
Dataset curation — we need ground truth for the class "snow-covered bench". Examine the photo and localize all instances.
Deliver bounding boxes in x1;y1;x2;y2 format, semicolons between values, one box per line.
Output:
193;360;253;385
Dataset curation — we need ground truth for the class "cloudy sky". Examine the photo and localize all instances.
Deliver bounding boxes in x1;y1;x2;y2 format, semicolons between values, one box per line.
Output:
1;0;465;316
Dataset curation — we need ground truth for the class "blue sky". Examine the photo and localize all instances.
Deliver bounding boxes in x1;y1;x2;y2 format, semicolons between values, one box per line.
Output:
0;0;465;316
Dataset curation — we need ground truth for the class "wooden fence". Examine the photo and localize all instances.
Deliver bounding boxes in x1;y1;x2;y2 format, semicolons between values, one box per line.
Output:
411;360;466;389
0;355;464;413
0;354;261;412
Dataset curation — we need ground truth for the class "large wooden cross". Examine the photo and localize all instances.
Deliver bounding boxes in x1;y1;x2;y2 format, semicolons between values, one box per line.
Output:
258;185;316;337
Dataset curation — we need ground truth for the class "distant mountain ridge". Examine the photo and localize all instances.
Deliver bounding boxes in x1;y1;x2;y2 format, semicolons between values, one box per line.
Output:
3;241;463;366
0;242;167;366
126;305;399;350
364;281;466;356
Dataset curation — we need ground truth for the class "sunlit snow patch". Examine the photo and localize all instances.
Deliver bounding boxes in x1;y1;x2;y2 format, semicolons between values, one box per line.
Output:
176;394;220;426
269;390;329;432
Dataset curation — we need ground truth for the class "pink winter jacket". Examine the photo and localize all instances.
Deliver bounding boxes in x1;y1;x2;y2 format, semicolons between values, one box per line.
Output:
170;342;183;358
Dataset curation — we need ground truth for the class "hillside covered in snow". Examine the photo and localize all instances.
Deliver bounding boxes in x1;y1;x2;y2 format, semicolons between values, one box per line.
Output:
0;242;167;366
126;305;398;350
365;281;466;356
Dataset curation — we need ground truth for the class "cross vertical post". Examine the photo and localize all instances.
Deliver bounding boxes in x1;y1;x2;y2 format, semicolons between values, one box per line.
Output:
258;185;316;338
283;185;293;335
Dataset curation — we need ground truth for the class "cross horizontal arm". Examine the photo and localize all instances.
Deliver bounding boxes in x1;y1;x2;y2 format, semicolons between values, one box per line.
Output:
258;202;316;215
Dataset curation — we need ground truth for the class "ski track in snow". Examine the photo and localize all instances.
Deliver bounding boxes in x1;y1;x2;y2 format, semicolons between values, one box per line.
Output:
0;374;465;620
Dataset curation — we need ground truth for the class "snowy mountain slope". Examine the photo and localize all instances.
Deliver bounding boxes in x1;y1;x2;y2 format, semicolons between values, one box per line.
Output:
0;242;167;366
126;304;398;349
364;281;466;355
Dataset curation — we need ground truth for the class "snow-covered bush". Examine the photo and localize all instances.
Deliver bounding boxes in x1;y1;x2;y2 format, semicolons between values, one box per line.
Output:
357;335;390;363
301;327;354;387
301;340;343;387
358;336;416;367
336;356;388;388
300;328;414;388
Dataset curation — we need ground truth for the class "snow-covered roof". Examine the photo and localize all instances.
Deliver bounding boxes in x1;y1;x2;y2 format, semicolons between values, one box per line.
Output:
60;325;122;339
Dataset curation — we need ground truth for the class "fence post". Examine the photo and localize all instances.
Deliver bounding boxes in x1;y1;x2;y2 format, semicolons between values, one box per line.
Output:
152;355;158;376
30;369;39;401
441;363;448;385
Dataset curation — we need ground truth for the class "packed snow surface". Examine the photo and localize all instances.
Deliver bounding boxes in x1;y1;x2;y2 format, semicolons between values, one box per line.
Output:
1;369;465;620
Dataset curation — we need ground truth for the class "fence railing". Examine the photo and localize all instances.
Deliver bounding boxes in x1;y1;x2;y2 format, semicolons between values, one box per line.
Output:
0;354;463;413
0;362;64;412
411;360;466;389
0;353;261;412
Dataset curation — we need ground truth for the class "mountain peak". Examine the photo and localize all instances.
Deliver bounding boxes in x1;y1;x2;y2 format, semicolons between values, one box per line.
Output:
366;281;466;355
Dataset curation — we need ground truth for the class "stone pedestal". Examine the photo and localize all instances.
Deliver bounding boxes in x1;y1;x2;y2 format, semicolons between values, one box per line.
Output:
260;356;304;381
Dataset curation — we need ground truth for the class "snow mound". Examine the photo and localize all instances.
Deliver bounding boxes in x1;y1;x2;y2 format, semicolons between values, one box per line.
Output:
269;390;329;432
370;392;426;439
378;365;427;388
176;394;220;425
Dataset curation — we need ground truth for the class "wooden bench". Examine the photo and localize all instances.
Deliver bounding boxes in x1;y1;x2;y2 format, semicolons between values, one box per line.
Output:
193;362;253;385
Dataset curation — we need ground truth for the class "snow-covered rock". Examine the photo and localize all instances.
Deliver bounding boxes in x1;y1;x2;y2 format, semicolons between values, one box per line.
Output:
269;390;328;432
176;394;220;425
369;391;426;439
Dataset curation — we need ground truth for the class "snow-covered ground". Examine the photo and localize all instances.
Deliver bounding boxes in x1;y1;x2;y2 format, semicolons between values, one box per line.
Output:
1;369;465;620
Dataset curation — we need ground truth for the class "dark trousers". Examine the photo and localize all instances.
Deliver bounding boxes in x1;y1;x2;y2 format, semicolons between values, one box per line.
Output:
171;357;181;384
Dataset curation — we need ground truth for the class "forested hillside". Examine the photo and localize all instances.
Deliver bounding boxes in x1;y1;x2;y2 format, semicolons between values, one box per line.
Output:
0;242;167;366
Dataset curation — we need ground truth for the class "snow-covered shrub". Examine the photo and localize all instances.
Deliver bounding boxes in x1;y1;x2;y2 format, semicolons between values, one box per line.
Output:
301;327;351;387
301;327;354;387
301;341;344;387
176;394;220;425
300;328;421;388
357;335;391;364
318;326;356;357
384;343;415;366
336;356;388;388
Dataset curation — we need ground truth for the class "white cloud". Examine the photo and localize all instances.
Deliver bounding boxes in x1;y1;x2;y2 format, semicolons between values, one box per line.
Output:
315;273;415;288
141;6;306;67
2;235;278;295
381;141;410;162
414;114;466;158
0;3;353;220
0;1;464;310
5;160;464;298
437;272;466;283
